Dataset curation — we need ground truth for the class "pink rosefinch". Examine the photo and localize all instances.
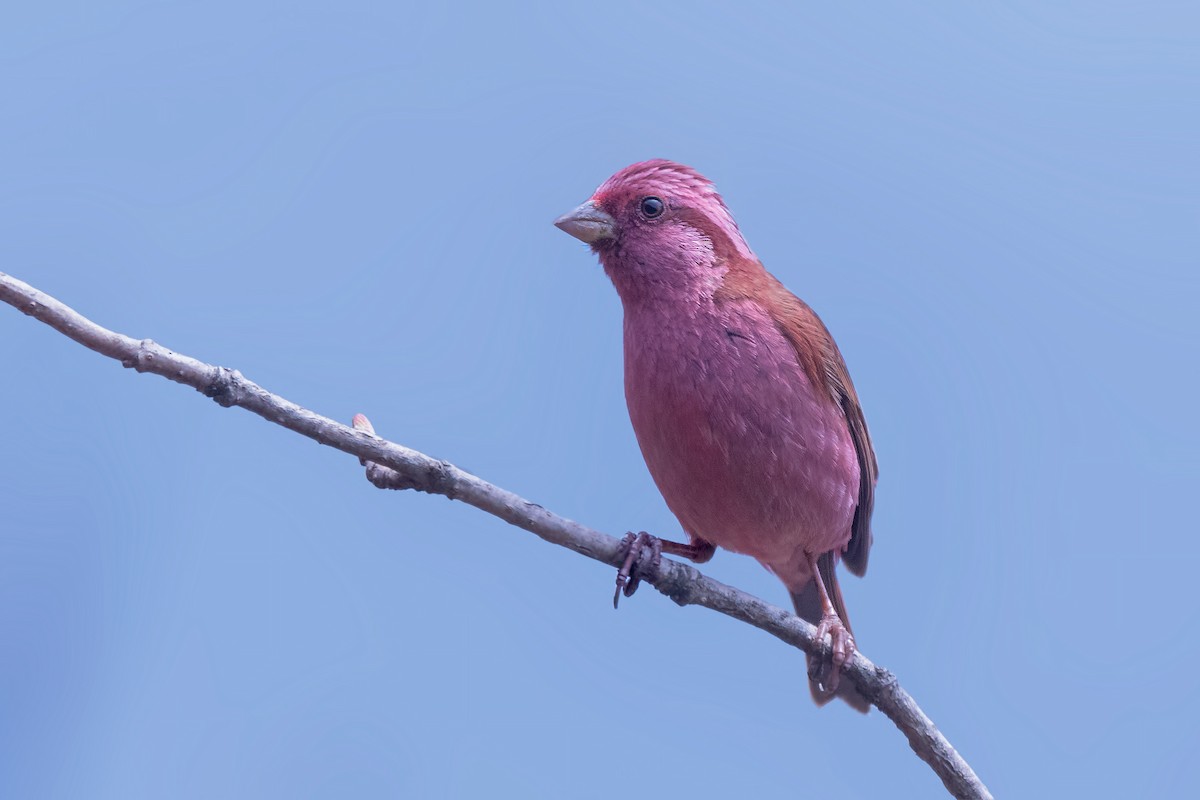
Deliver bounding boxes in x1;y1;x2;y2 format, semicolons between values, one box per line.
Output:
555;160;878;710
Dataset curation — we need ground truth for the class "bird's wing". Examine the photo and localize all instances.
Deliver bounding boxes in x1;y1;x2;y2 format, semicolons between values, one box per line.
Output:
821;334;877;576
715;263;878;576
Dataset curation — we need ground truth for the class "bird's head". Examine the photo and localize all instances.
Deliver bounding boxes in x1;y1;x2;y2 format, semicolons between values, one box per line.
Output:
554;160;755;303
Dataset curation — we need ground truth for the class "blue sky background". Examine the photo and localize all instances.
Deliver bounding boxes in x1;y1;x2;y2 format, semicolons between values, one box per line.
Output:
1;2;1196;797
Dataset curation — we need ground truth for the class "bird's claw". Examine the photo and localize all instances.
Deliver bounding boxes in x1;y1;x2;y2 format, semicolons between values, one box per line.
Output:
809;613;855;692
614;531;662;608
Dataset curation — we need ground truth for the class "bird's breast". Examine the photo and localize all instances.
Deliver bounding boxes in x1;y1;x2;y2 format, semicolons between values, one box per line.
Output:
622;296;858;586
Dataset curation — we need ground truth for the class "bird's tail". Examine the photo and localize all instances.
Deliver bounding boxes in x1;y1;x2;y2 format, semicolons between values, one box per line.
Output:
790;552;870;713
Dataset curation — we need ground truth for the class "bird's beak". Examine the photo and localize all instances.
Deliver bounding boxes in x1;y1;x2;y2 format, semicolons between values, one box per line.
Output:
554;200;615;244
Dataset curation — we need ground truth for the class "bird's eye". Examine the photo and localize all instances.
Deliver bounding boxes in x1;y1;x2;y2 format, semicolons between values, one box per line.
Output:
639;196;665;219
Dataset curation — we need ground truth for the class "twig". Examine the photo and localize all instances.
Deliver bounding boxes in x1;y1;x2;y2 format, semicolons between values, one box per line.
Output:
0;271;993;800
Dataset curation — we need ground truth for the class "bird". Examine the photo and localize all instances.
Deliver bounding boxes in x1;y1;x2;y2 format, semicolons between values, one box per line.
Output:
553;160;878;711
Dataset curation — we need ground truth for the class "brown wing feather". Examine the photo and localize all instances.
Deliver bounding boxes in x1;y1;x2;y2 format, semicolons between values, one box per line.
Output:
832;360;877;576
715;260;878;575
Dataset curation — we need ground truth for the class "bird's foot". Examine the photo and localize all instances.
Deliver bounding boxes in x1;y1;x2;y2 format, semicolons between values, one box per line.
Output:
809;613;855;692
614;531;662;609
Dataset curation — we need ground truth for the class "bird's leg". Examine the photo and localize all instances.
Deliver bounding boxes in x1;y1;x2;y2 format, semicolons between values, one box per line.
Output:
805;552;854;692
614;533;715;608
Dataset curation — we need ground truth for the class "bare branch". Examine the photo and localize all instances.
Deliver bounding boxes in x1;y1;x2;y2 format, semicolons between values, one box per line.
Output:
0;271;993;800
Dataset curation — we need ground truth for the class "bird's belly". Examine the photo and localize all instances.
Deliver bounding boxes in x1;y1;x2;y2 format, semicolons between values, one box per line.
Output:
624;301;858;584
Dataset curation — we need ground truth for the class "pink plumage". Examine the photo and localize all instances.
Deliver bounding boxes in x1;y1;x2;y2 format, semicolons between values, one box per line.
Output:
555;160;878;711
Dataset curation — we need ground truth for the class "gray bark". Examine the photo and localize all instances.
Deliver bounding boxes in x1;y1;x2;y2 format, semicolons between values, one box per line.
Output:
1;271;993;800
